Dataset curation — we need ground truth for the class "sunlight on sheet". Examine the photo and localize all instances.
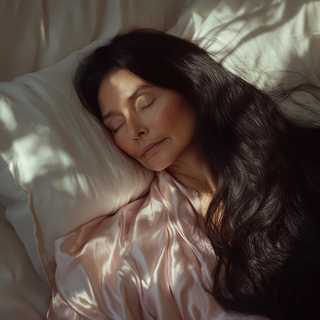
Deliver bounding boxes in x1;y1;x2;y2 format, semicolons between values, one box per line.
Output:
40;18;47;46
0;97;17;131
10;128;74;184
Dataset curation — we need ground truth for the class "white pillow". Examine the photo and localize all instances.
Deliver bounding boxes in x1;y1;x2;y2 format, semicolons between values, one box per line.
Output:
0;47;155;285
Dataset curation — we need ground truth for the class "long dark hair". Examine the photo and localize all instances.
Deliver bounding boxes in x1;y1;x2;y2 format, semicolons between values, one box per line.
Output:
74;29;320;320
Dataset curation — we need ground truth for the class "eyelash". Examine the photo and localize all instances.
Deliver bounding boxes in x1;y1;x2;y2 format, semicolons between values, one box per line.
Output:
112;126;121;134
141;100;155;110
112;100;155;134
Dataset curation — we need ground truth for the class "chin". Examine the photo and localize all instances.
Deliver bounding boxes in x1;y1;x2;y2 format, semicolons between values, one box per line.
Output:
143;164;168;172
140;158;172;172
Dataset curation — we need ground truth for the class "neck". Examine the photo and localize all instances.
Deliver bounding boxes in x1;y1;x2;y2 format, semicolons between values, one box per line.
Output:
166;144;216;214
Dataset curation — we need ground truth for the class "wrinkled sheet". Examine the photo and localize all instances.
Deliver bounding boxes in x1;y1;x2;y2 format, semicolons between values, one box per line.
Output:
48;171;262;320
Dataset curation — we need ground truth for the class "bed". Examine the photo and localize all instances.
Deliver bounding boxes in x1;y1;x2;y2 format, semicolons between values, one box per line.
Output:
0;0;319;319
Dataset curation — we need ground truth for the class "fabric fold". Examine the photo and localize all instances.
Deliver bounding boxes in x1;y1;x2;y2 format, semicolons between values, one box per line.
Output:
48;170;261;320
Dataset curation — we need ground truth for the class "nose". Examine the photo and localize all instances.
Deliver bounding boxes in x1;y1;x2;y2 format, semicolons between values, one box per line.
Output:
128;116;148;140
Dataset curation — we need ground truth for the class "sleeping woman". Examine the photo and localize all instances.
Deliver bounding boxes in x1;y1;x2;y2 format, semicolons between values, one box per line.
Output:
48;29;320;320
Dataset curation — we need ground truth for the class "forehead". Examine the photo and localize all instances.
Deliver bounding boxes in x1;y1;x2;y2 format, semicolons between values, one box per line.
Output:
98;69;146;109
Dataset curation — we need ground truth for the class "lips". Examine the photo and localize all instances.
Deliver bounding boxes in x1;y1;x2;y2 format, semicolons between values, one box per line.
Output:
141;139;165;157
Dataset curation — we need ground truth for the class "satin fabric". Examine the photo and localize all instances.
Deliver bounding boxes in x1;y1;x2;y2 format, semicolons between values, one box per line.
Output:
48;171;261;320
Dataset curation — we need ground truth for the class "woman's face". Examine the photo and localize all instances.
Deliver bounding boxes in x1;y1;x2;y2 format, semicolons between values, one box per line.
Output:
98;69;196;171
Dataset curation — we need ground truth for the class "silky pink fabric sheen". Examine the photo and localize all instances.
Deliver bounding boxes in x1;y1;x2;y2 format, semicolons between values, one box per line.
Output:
48;171;262;320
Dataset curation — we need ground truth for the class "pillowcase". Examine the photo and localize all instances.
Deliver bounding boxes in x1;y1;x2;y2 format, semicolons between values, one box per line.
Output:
0;44;155;285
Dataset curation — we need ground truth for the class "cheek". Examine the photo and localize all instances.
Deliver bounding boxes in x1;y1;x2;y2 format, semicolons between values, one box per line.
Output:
156;103;195;141
150;103;181;132
114;135;134;157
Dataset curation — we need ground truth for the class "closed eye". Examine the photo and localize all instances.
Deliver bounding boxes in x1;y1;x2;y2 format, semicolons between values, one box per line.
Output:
141;99;155;110
112;99;155;134
108;118;124;134
112;123;123;134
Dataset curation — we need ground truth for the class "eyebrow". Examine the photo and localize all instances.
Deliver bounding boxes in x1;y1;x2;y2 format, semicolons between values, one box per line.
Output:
102;85;152;122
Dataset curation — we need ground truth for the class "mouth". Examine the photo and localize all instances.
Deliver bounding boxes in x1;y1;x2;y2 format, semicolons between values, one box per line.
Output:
141;139;165;157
